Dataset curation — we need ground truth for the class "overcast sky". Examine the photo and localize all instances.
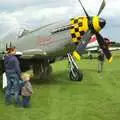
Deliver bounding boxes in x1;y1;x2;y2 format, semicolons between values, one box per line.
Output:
0;0;120;42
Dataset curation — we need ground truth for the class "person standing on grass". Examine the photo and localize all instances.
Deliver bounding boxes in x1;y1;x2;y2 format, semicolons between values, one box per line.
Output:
97;49;105;73
21;73;33;108
4;47;21;106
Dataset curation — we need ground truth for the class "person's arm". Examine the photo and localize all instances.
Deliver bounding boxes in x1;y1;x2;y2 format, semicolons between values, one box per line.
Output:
14;56;21;78
19;80;25;87
26;82;33;94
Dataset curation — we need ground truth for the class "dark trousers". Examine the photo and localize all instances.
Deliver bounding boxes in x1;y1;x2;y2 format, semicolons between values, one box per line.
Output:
5;73;21;106
22;96;31;107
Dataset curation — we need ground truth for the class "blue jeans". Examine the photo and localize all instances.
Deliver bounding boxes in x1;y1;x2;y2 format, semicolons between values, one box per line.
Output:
22;96;31;107
5;72;21;106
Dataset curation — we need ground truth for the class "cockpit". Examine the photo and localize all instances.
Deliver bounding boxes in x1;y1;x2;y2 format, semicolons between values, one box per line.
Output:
17;29;30;38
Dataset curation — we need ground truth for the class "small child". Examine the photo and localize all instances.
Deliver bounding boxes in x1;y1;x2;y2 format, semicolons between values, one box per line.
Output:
21;73;33;108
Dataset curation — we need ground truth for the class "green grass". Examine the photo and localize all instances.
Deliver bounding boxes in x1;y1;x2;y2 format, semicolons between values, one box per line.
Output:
0;58;120;120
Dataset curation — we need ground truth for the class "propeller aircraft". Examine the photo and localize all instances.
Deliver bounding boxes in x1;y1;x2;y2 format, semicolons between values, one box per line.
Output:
0;0;112;81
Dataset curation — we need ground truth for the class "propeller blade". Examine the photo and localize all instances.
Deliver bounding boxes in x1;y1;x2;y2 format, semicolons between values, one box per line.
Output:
78;0;90;18
95;32;112;63
97;0;106;16
73;30;93;60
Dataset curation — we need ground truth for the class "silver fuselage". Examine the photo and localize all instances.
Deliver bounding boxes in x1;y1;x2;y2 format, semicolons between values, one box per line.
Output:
0;20;75;58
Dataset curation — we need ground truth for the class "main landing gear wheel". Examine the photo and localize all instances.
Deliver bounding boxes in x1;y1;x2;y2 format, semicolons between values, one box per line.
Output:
69;69;83;81
67;53;83;81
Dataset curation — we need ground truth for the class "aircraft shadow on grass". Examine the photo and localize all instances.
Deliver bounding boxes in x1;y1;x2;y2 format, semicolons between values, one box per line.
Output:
31;68;101;87
31;70;76;85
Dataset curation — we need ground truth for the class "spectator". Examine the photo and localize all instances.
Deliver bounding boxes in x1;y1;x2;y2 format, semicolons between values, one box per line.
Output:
97;50;105;73
4;47;21;106
21;73;33;108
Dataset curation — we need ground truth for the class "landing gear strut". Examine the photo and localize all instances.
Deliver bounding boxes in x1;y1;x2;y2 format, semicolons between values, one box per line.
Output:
32;60;52;80
67;53;83;81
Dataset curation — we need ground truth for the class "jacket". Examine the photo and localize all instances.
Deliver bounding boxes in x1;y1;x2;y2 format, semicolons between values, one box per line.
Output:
21;81;33;96
98;53;105;61
4;55;21;78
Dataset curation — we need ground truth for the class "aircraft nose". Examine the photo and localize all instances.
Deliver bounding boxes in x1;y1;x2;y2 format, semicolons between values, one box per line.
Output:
99;18;106;29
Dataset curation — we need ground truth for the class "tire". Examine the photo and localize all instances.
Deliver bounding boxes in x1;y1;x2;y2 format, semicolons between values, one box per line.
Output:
69;69;83;81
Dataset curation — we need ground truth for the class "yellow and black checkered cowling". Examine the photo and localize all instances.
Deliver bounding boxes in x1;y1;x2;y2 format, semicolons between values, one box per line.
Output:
70;17;88;43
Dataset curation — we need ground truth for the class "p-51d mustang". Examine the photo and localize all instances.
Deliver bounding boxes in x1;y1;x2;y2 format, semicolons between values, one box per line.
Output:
0;0;112;81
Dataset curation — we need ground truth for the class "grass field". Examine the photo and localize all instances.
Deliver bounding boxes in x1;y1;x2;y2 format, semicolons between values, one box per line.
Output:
0;58;120;120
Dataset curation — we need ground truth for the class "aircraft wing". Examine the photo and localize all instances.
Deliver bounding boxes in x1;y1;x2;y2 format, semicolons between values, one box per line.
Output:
19;49;47;59
86;46;120;52
109;47;120;51
86;46;98;51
